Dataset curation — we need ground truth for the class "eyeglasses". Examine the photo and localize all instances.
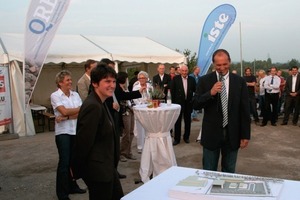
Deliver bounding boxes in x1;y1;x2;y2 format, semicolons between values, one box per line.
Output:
138;77;147;80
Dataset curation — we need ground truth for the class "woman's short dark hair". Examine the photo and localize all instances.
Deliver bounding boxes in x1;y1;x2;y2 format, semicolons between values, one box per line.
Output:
90;62;117;85
117;72;128;84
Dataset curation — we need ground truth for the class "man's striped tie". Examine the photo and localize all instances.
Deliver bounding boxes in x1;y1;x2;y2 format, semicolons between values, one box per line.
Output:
220;76;228;127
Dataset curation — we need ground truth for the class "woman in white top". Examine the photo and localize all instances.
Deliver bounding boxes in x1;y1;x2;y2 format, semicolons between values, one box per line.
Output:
50;70;85;200
132;71;153;153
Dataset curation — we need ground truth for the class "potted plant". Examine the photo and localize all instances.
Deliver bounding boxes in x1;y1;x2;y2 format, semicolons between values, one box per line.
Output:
149;86;165;106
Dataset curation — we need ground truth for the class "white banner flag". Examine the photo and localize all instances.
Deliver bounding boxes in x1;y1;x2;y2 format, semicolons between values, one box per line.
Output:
0;64;12;125
24;0;71;105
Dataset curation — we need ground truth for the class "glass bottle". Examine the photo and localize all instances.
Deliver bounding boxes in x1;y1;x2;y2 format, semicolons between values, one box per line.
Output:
167;89;172;106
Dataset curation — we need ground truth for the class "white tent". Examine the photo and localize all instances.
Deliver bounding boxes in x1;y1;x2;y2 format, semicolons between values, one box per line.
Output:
0;33;186;64
0;33;186;136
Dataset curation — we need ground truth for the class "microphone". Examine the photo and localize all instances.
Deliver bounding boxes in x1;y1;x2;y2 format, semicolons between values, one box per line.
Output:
219;73;223;82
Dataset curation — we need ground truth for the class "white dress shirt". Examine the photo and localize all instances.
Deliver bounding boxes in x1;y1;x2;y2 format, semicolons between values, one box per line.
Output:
264;75;281;94
292;75;297;92
51;88;82;136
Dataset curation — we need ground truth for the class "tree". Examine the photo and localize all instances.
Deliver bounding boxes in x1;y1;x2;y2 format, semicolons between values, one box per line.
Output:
176;49;198;72
288;59;299;68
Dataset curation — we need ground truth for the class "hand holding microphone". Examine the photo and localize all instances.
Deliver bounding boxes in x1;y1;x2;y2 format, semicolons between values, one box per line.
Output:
211;80;222;96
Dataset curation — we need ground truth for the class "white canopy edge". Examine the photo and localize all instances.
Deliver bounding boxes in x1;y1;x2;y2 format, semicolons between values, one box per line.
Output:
0;33;186;64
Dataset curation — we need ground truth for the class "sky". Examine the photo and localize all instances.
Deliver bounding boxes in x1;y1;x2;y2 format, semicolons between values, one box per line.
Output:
1;0;300;63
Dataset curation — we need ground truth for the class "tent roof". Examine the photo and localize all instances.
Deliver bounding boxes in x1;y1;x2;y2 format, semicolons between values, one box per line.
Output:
0;33;186;64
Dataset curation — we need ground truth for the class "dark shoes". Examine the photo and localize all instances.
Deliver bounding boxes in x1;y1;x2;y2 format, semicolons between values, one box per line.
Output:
260;122;267;127
69;188;86;194
59;197;70;200
281;122;287;125
118;172;127;179
173;139;190;145
184;139;190;143
271;123;277;126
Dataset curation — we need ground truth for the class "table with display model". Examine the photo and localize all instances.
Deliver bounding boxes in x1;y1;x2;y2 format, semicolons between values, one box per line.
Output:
122;166;300;200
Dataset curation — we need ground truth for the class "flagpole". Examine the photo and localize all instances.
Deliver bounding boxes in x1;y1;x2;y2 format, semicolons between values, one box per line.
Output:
239;21;243;76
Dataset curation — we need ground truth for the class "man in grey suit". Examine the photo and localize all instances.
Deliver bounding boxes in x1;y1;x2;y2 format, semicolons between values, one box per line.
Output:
77;59;97;101
193;49;251;173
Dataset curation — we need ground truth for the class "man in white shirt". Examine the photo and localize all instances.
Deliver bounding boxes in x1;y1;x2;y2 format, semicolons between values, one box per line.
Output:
261;67;281;126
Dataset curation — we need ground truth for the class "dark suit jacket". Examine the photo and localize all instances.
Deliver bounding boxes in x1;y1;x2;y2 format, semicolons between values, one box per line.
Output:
193;72;251;150
152;73;171;95
171;75;196;113
72;91;119;182
114;82;142;127
285;73;300;96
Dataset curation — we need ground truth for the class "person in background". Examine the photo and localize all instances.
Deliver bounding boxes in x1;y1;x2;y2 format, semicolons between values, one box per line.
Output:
243;67;260;125
171;65;196;145
115;72;145;162
77;59;97;101
152;64;171;99
128;70;140;92
50;70;85;200
175;66;181;75
72;64;124;200
193;49;250;173
281;66;300;126
277;69;286;117
231;69;238;74
258;70;267;118
260;67;281;126
132;71;153;153
169;66;176;80
189;66;201;122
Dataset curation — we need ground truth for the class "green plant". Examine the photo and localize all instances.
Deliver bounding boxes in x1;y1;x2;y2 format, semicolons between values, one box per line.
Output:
149;86;165;99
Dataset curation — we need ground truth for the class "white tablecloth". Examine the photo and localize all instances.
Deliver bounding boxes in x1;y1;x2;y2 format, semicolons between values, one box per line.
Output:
122;166;300;200
30;104;47;111
133;103;181;183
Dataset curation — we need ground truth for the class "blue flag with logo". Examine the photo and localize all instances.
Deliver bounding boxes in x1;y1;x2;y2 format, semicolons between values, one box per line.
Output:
197;4;236;76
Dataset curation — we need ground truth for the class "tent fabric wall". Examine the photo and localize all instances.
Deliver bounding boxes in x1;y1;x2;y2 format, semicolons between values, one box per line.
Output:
9;61;35;136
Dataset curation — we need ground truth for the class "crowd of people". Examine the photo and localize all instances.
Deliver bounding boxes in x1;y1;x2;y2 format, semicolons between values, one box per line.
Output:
49;49;300;200
241;65;300;127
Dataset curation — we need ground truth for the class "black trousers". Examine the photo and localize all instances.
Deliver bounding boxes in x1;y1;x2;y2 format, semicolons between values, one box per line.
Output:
55;134;80;200
174;102;192;142
83;169;124;200
263;92;279;124
283;95;300;124
249;96;259;121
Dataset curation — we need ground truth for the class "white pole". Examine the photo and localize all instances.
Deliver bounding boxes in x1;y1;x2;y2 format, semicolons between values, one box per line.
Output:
239;22;243;76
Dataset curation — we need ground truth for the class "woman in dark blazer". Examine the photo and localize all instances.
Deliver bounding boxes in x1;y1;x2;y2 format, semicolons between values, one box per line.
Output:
72;63;123;200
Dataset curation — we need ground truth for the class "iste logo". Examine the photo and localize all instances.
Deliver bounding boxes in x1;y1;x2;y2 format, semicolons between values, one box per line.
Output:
204;13;229;43
28;0;58;34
